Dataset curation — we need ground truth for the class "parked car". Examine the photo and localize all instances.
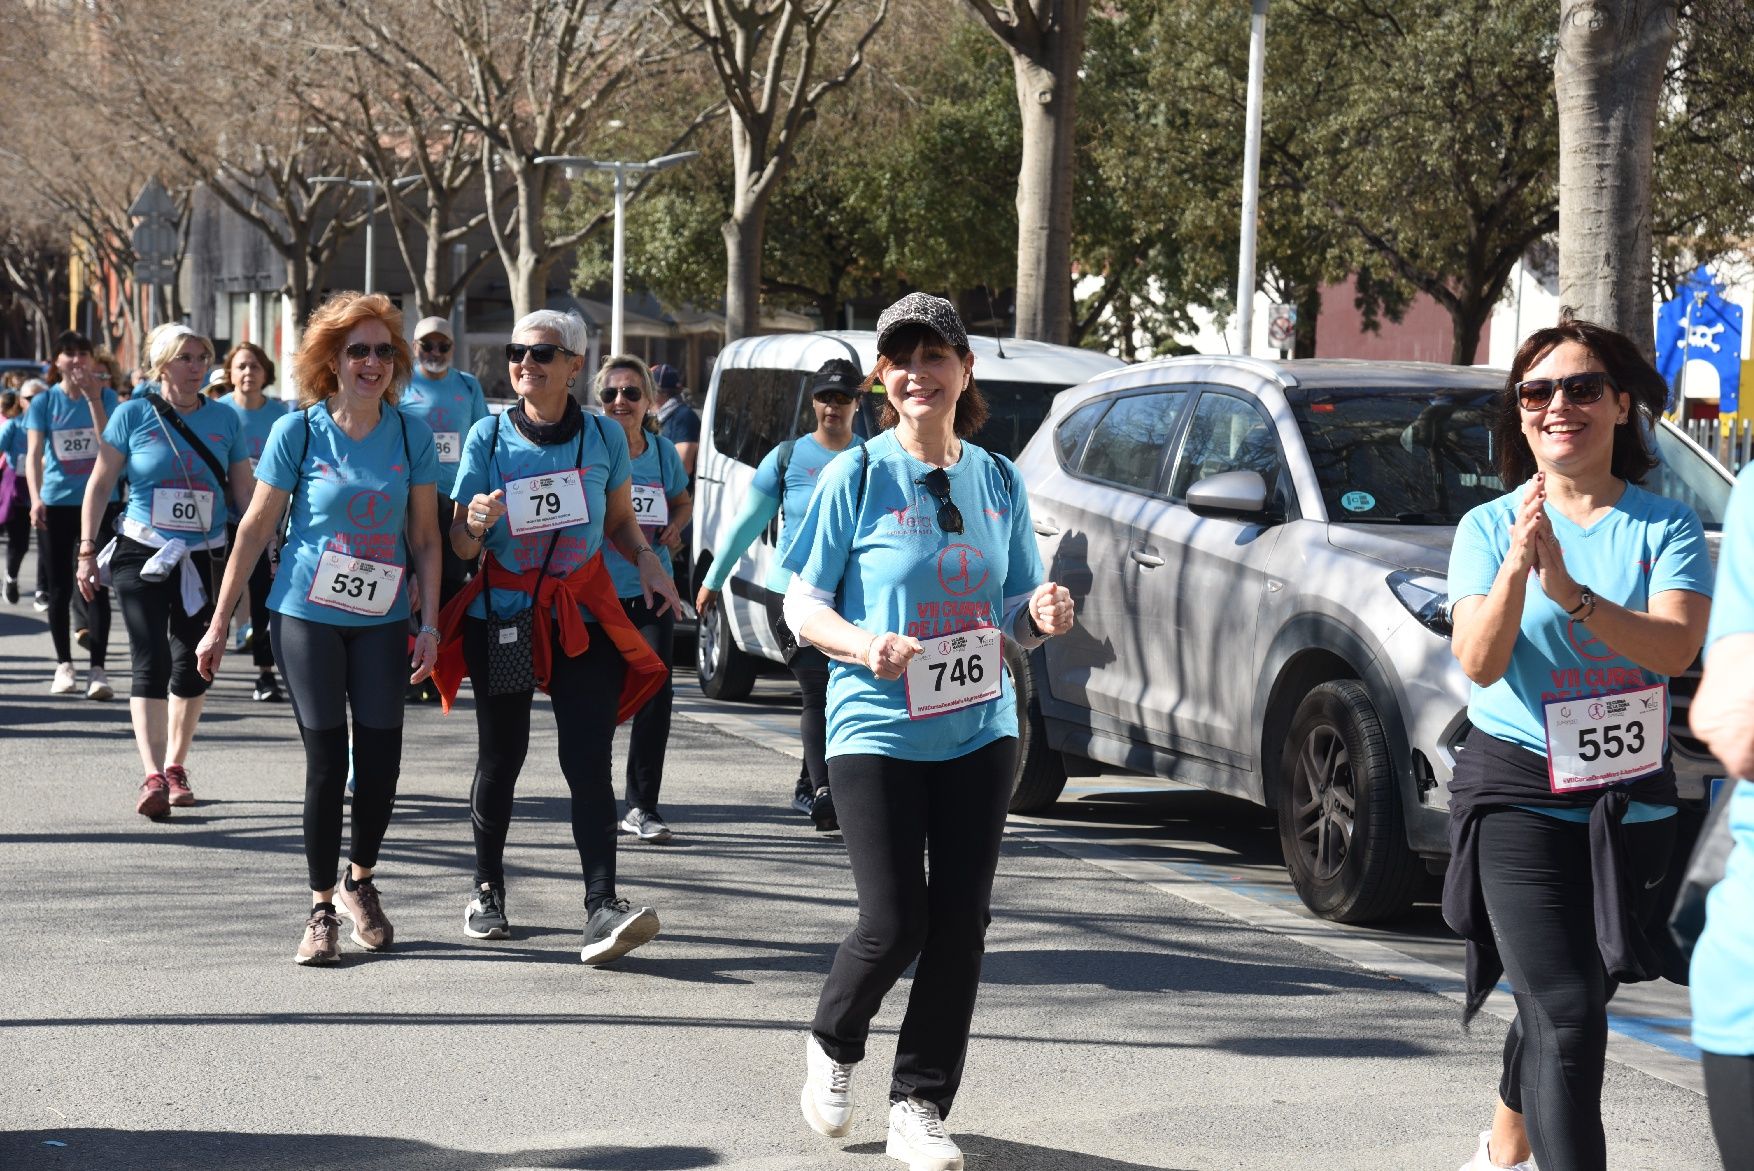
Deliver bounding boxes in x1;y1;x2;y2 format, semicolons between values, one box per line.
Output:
692;330;1123;698
1010;356;1733;923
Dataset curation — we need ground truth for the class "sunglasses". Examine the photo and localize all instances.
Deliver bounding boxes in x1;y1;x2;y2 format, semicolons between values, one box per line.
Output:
599;385;643;403
919;468;963;535
815;391;855;406
419;339;452;355
505;342;575;365
344;342;398;362
1516;371;1613;410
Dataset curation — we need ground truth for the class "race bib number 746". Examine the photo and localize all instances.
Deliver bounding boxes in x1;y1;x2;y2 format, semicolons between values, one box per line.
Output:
904;626;1003;720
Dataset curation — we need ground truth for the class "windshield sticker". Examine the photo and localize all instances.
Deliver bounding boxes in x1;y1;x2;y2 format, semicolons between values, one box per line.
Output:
1340;490;1376;513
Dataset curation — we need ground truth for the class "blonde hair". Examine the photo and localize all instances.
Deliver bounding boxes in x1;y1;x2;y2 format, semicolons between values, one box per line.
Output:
593;354;659;433
146;325;214;383
292;292;411;409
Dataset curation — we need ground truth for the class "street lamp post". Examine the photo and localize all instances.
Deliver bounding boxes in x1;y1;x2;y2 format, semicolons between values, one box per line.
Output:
535;151;700;356
1235;0;1269;356
309;175;419;295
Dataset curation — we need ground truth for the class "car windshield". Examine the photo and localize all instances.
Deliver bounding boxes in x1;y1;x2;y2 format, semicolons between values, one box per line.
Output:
967;380;1065;460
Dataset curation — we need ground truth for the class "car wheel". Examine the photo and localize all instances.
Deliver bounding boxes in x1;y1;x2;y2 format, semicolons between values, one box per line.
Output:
1276;679;1420;923
1007;642;1067;813
696;598;759;701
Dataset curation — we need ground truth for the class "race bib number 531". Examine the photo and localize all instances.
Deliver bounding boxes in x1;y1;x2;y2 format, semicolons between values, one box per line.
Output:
1543;683;1666;793
308;549;403;618
904;626;1002;720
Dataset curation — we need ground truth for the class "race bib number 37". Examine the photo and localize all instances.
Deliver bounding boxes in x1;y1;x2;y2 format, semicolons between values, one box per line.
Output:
308;549;403;618
505;469;588;535
630;483;668;528
1543;683;1667;793
904;625;1003;720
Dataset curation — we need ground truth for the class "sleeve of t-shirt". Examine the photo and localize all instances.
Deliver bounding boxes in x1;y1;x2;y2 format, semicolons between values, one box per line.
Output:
253;411;305;492
404;416;440;486
25;393;48;433
463;373;489;427
1648;502;1713;599
1708;477;1754;646
1447;503;1503;603
751;444;784;497
997;455;1045;599
450;415;496;503
781;449;860;596
600;416;631;492
101;399;136;457
660;437;688;498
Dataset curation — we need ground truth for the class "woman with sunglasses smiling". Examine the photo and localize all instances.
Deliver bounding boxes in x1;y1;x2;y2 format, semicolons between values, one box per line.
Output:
1445;315;1712;1171
596;355;691;844
197;292;443;966
696;357;867;831
430;311;675;963
782;293;1073;1168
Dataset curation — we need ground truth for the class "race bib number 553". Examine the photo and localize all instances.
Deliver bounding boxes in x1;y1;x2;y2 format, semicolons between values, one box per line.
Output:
1543;683;1666;793
904;626;1002;720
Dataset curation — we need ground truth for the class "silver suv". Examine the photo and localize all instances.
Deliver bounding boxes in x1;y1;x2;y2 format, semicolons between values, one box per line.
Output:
1011;356;1733;923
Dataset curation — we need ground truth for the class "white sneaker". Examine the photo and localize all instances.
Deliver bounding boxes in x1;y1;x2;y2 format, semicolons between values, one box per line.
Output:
86;667;114;701
49;662;77;694
1461;1130;1536;1171
800;1033;855;1138
886;1096;963;1171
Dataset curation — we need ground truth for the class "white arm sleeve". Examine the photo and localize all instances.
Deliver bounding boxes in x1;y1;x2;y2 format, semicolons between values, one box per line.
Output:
783;576;836;647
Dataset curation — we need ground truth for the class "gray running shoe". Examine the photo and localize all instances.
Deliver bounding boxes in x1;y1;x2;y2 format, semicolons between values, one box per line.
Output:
296;906;341;965
336;876;393;951
619;807;673;843
465;882;510;939
579;897;659;965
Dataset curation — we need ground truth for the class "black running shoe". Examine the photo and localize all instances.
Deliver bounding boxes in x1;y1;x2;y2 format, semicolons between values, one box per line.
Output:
464;882;510;940
579;897;659;965
811;787;839;833
791;778;816;816
2;575;17;604
253;674;283;702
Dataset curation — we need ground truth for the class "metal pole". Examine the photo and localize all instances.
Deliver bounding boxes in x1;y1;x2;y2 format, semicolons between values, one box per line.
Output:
363;188;376;295
451;242;468;368
611;166;627;357
1235;0;1269;357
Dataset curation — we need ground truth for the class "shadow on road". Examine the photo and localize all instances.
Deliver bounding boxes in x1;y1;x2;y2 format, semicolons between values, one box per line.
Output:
847;1134;1193;1169
4;1131;720;1170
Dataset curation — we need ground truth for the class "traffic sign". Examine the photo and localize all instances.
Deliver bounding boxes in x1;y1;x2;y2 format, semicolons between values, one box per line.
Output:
1268;303;1297;349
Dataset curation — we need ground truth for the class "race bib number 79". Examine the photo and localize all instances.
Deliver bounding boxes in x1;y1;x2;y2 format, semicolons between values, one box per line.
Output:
505;469;588;535
1543;683;1667;793
904;625;1003;720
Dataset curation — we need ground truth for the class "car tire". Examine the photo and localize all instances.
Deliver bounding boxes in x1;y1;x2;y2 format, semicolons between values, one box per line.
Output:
696;598;759;701
1007;643;1067;813
1276;679;1420;923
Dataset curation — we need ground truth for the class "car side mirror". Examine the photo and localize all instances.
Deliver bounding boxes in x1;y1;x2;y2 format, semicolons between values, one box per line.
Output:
1186;469;1273;521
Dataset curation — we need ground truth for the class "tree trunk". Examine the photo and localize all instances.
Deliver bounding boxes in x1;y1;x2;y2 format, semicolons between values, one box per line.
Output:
1447;293;1491;366
722;207;766;342
1555;1;1678;356
1009;32;1081;345
1293;284;1320;359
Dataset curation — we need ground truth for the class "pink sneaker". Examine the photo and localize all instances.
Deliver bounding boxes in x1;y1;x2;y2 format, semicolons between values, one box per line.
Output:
165;764;195;808
136;774;170;818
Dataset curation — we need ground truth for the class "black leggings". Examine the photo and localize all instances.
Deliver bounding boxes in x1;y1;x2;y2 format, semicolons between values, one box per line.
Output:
812;737;1016;1119
270;613;406;891
463;616;625;908
1478;808;1676;1171
1704;1051;1754;1170
5;497;30;581
109;536;217;699
44;502;115;665
621;596;674;815
790;647;830;792
245;546;275;671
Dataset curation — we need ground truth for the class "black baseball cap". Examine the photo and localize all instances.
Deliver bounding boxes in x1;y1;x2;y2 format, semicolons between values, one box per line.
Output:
54;329;93;355
809;358;863;398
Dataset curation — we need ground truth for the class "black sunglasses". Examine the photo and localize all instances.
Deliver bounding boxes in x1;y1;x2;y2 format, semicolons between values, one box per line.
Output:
815;391;855;406
506;342;575;365
1516;371;1613;410
919;468;963;535
599;385;643;403
419;339;452;355
344;342;398;362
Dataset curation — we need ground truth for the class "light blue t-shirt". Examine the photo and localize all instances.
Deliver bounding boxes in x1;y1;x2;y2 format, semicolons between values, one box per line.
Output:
0;415;27;466
606;431;688;599
449;411;630;624
26;386;121;505
1691;471;1754;1056
255;403;440;626
782;430;1043;762
401;369;488;479
102;396;248;544
220;391;288;464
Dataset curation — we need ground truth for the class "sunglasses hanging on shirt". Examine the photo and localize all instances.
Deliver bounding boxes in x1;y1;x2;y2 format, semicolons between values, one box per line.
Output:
919;468;963;535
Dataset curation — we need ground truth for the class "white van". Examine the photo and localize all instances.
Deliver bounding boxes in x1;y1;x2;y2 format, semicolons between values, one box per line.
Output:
692;329;1124;697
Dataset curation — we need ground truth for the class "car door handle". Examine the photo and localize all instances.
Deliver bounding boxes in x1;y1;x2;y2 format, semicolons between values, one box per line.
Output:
1129;549;1165;568
1033;519;1060;537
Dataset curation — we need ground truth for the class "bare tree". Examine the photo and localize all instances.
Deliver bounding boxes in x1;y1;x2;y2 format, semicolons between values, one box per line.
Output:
1555;0;1679;355
961;0;1089;345
662;0;889;341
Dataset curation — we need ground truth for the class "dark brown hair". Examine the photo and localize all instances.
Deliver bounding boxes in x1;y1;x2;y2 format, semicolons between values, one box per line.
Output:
223;341;277;391
871;322;988;438
1492;313;1664;486
294;292;411;409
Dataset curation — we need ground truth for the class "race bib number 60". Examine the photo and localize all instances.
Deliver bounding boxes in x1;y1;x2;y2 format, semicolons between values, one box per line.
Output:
904;625;1003;720
1543;683;1667;793
151;487;214;533
505;469;588;535
308;549;403;617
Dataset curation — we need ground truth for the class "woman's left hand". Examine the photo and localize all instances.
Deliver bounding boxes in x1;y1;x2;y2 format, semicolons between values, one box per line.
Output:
654;523;682;551
1530;518;1581;612
1029;581;1075;637
639;553;683;618
409;629;439;685
75;554;99;602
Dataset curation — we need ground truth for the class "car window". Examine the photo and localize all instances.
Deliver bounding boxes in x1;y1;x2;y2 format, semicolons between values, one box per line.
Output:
1168;392;1282;499
969;380;1066;460
1055;400;1108;468
712;368;809;466
1076;392;1187;492
1651;424;1731;530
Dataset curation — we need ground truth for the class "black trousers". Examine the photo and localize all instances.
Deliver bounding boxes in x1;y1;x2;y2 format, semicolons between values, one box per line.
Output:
5;497;31;582
245;545;275;670
790;647;830;793
621;596;674;816
44;502;116;665
1478;807;1676;1171
462;616;625;910
1704;1051;1754;1170
812;737;1017;1118
109;536;218;699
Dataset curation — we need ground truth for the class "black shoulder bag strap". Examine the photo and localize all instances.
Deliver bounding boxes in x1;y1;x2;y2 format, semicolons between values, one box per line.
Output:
147;392;229;493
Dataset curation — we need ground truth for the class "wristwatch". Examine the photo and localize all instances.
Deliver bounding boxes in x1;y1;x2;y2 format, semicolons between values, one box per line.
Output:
1566;586;1594;616
1026;608;1047;639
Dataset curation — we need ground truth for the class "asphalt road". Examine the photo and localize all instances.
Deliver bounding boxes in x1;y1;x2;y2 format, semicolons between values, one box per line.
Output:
0;565;1721;1170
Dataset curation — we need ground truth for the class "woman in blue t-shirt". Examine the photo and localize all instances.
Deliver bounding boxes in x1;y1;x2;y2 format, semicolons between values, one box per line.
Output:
1444;317;1713;1171
76;326;253;819
783;294;1073;1169
598;355;691;844
0;380;40;604
697;358;866;830
218;341;289;702
196;292;443;967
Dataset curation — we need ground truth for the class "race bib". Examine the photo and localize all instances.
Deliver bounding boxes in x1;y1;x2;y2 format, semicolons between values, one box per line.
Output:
308;549;403;617
505;469;588;535
630;483;668;528
904;625;1003;720
54;427;97;463
151;487;214;533
433;431;462;464
1543;683;1667;793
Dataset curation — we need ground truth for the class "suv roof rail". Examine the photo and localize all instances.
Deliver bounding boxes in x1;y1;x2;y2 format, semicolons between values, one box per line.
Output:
1087;352;1297;389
